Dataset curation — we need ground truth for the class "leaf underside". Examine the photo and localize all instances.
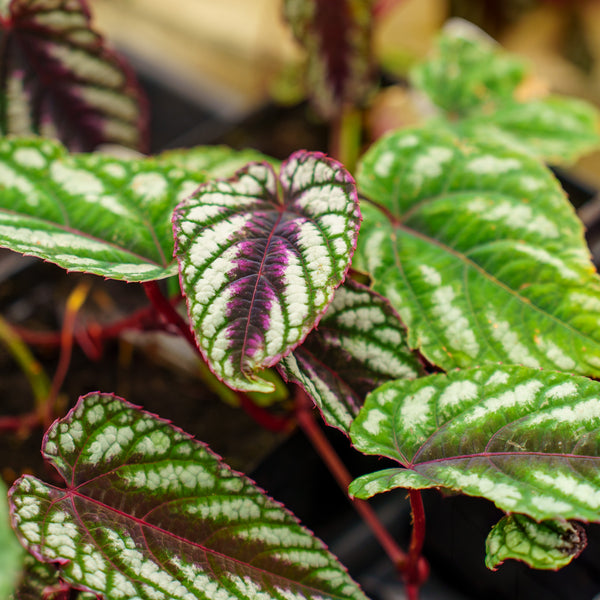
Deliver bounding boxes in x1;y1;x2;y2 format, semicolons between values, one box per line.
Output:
278;279;423;432
350;365;600;523
356;127;600;377
283;0;375;119
0;0;149;152
173;150;361;393
0;137;208;281
9;393;367;600
485;514;586;571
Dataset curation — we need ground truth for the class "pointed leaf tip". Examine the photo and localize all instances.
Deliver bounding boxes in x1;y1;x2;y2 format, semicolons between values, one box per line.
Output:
174;151;361;392
10;392;368;600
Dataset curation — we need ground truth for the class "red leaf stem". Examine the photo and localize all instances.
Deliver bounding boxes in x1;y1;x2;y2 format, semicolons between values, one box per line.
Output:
294;386;409;571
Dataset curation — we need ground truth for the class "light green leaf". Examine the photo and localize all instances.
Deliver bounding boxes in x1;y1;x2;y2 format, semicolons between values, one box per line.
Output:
458;96;600;164
156;145;280;179
356;127;600;376
411;24;525;116
0;479;23;600
0;137;206;281
412;25;600;164
349;365;600;522
485;514;586;571
10;392;367;600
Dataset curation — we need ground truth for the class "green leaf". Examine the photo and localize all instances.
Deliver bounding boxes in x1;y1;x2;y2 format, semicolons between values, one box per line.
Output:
0;137;208;281
156;145;280;179
356;127;600;377
9;393;367;600
9;554;63;600
349;365;600;522
173;151;361;392
278;279;423;432
485;514;586;571
0;479;23;600
411;23;525;116
458;96;600;164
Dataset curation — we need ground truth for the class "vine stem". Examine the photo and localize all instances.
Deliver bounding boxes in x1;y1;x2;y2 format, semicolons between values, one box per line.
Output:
405;489;429;600
294;387;409;570
329;106;362;173
142;281;197;349
142;281;292;433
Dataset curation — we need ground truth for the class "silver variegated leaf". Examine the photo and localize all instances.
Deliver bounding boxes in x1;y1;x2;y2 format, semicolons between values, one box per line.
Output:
0;137;206;281
349;365;600;523
173;150;361;393
485;514;586;571
282;0;376;119
0;0;148;151
356;127;600;377
9;393;368;600
278;279;423;432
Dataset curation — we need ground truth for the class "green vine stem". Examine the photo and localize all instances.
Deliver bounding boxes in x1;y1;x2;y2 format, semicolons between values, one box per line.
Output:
294;386;410;571
0;315;51;408
329;106;362;173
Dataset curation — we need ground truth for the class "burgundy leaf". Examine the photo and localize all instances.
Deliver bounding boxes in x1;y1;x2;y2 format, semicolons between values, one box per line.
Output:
0;0;149;151
283;0;376;119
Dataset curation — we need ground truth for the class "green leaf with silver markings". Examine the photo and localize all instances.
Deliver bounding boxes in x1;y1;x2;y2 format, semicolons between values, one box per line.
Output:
349;365;600;523
458;95;600;165
9;392;367;600
356;127;600;376
485;514;586;571
278;279;423;433
411;23;525;117
411;26;600;164
0;138;281;282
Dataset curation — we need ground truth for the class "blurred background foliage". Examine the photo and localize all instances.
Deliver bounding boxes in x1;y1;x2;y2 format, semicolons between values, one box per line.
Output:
89;0;600;182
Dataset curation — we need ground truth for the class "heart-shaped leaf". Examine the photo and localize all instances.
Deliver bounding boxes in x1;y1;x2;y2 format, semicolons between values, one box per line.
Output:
9;393;368;600
349;365;600;522
0;0;148;151
485;514;586;571
278;279;423;432
173;150;361;392
356;127;600;377
0;137;210;282
282;0;375;119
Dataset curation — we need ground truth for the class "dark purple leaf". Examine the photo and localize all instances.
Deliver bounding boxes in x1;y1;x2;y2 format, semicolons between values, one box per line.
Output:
283;0;376;119
0;0;148;151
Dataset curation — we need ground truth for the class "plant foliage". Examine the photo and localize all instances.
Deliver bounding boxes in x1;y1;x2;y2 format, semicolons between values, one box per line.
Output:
356;127;600;376
10;393;367;600
173;151;361;392
0;0;149;152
